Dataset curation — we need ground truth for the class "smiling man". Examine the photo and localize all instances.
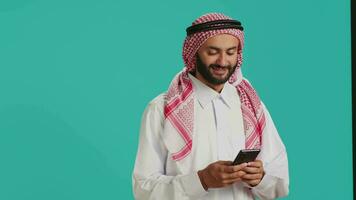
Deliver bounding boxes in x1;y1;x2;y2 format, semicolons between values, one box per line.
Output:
132;13;289;200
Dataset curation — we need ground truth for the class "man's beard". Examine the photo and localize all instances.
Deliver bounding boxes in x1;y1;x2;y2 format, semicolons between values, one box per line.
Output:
195;55;237;85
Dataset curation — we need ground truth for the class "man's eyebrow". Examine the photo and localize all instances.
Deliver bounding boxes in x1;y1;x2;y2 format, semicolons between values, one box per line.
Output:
207;46;238;51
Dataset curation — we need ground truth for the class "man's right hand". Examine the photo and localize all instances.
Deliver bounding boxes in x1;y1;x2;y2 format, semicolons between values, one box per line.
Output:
197;161;248;190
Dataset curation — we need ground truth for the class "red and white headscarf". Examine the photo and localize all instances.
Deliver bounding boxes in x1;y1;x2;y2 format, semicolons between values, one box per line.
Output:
164;13;266;161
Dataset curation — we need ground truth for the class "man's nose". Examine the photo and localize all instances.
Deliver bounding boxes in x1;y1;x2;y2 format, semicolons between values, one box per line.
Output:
216;53;228;67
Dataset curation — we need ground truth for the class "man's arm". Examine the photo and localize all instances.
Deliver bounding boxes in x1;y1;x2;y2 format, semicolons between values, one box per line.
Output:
242;101;290;199
132;96;208;200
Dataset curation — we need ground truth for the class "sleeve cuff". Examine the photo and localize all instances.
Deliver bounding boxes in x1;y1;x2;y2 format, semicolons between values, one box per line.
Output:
241;173;275;190
253;174;274;189
179;171;209;198
248;174;278;197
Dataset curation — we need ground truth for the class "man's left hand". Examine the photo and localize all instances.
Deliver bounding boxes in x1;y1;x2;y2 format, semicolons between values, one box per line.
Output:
241;160;265;187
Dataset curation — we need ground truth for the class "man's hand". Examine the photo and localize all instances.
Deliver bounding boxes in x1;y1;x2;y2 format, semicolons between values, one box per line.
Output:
241;160;265;187
197;161;248;190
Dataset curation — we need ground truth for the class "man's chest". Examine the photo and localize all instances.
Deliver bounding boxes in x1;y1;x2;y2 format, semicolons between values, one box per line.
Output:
191;98;246;167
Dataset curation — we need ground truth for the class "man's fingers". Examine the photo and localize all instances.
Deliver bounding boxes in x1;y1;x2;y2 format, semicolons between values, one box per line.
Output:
216;170;246;183
220;170;248;184
203;160;263;189
247;160;263;167
222;177;242;184
219;166;233;173
232;163;248;171
212;169;242;181
231;170;246;178
227;170;246;179
242;173;263;180
226;171;246;181
215;161;233;173
220;162;247;173
220;166;235;173
243;166;262;174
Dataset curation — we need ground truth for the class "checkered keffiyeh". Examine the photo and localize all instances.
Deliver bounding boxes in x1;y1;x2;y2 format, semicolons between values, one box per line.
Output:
163;13;266;161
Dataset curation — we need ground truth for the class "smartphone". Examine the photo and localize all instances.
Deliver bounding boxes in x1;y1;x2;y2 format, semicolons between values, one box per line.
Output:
232;149;261;165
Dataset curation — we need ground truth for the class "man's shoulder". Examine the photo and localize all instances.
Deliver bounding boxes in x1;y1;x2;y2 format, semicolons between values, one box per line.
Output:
139;92;167;126
148;92;166;107
143;92;167;116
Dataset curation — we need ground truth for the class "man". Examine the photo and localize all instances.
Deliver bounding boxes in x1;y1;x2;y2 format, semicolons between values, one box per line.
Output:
132;13;289;200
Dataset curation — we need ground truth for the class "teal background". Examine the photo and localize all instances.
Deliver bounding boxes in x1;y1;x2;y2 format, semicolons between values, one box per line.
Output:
0;0;352;199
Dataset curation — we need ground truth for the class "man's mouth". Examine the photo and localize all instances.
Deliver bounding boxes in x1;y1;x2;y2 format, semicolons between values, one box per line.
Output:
211;66;228;75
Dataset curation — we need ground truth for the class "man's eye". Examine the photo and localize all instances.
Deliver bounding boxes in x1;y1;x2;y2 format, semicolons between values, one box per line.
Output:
227;51;236;56
208;51;218;55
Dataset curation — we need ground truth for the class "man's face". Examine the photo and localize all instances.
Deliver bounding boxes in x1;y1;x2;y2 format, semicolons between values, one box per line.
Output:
195;34;239;85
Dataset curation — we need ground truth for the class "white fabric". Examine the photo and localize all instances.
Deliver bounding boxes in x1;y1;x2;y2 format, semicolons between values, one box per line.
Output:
132;73;289;200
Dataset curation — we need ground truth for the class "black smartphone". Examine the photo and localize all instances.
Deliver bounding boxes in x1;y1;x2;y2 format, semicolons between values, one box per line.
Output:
232;149;261;165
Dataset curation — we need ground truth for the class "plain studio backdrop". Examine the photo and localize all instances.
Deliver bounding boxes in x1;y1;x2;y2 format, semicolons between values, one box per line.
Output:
0;0;352;199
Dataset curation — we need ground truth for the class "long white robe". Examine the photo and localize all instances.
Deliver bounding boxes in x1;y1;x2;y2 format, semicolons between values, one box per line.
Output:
132;74;289;200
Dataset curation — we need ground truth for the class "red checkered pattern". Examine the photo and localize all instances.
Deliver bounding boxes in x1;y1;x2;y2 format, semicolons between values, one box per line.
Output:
164;13;266;161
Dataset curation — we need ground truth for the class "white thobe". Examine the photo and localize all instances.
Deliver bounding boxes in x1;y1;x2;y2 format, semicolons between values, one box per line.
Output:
132;73;289;200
